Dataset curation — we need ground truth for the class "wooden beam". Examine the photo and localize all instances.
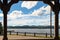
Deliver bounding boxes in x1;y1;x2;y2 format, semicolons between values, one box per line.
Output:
19;0;54;1
3;0;7;5
0;0;3;8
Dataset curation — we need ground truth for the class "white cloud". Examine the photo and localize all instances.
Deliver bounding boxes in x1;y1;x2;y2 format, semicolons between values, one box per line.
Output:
7;10;23;19
0;13;3;17
31;6;44;16
21;1;38;9
0;5;53;26
31;5;51;16
7;10;50;26
7;7;54;26
44;5;51;14
7;17;50;26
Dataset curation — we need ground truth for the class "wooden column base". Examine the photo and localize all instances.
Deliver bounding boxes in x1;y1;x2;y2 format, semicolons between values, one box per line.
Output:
54;37;59;40
3;37;8;40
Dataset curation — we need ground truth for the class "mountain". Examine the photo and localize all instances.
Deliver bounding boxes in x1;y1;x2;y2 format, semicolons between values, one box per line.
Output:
8;25;54;29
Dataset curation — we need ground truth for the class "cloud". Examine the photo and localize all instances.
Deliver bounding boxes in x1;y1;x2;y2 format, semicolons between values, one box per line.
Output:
0;13;3;17
31;7;44;16
7;10;23;20
7;16;50;26
31;6;45;16
31;5;51;16
7;6;54;26
44;5;51;14
0;5;53;26
7;10;50;26
21;1;38;9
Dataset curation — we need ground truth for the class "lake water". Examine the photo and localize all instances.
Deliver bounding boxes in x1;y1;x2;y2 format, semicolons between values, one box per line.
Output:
7;28;60;34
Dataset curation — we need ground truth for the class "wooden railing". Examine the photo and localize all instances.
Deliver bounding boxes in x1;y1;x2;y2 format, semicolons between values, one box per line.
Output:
7;31;54;38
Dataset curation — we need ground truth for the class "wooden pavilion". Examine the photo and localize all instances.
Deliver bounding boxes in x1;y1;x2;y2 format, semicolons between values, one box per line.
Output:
0;0;60;40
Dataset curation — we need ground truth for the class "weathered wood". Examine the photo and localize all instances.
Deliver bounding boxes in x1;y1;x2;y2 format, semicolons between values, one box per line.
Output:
0;0;20;40
43;0;59;39
46;32;47;38
54;10;59;40
19;0;54;1
54;0;59;39
3;11;8;40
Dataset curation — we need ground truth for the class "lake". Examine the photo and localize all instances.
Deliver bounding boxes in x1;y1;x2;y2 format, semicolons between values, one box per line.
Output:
7;28;60;34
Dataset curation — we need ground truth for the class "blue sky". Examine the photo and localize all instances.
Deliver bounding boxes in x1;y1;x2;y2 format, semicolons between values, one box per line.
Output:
9;1;47;13
0;1;59;26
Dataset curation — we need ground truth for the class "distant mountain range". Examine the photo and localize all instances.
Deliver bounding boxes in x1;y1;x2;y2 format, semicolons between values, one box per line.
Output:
7;25;59;29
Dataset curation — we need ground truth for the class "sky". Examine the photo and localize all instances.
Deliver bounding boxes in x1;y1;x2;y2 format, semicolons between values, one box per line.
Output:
0;1;59;26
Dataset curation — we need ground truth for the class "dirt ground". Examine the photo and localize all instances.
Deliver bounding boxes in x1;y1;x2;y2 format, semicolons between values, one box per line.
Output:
0;35;53;40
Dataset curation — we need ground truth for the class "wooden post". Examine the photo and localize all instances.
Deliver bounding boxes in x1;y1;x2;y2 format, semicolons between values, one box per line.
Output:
3;11;8;40
42;0;59;39
54;10;59;39
24;32;26;36
54;0;59;39
46;32;47;38
0;0;19;40
17;32;18;35
10;31;11;35
34;33;36;37
50;8;52;38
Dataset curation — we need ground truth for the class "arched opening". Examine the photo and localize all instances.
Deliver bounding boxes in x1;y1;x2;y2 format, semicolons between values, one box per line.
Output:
7;1;54;39
0;0;59;40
